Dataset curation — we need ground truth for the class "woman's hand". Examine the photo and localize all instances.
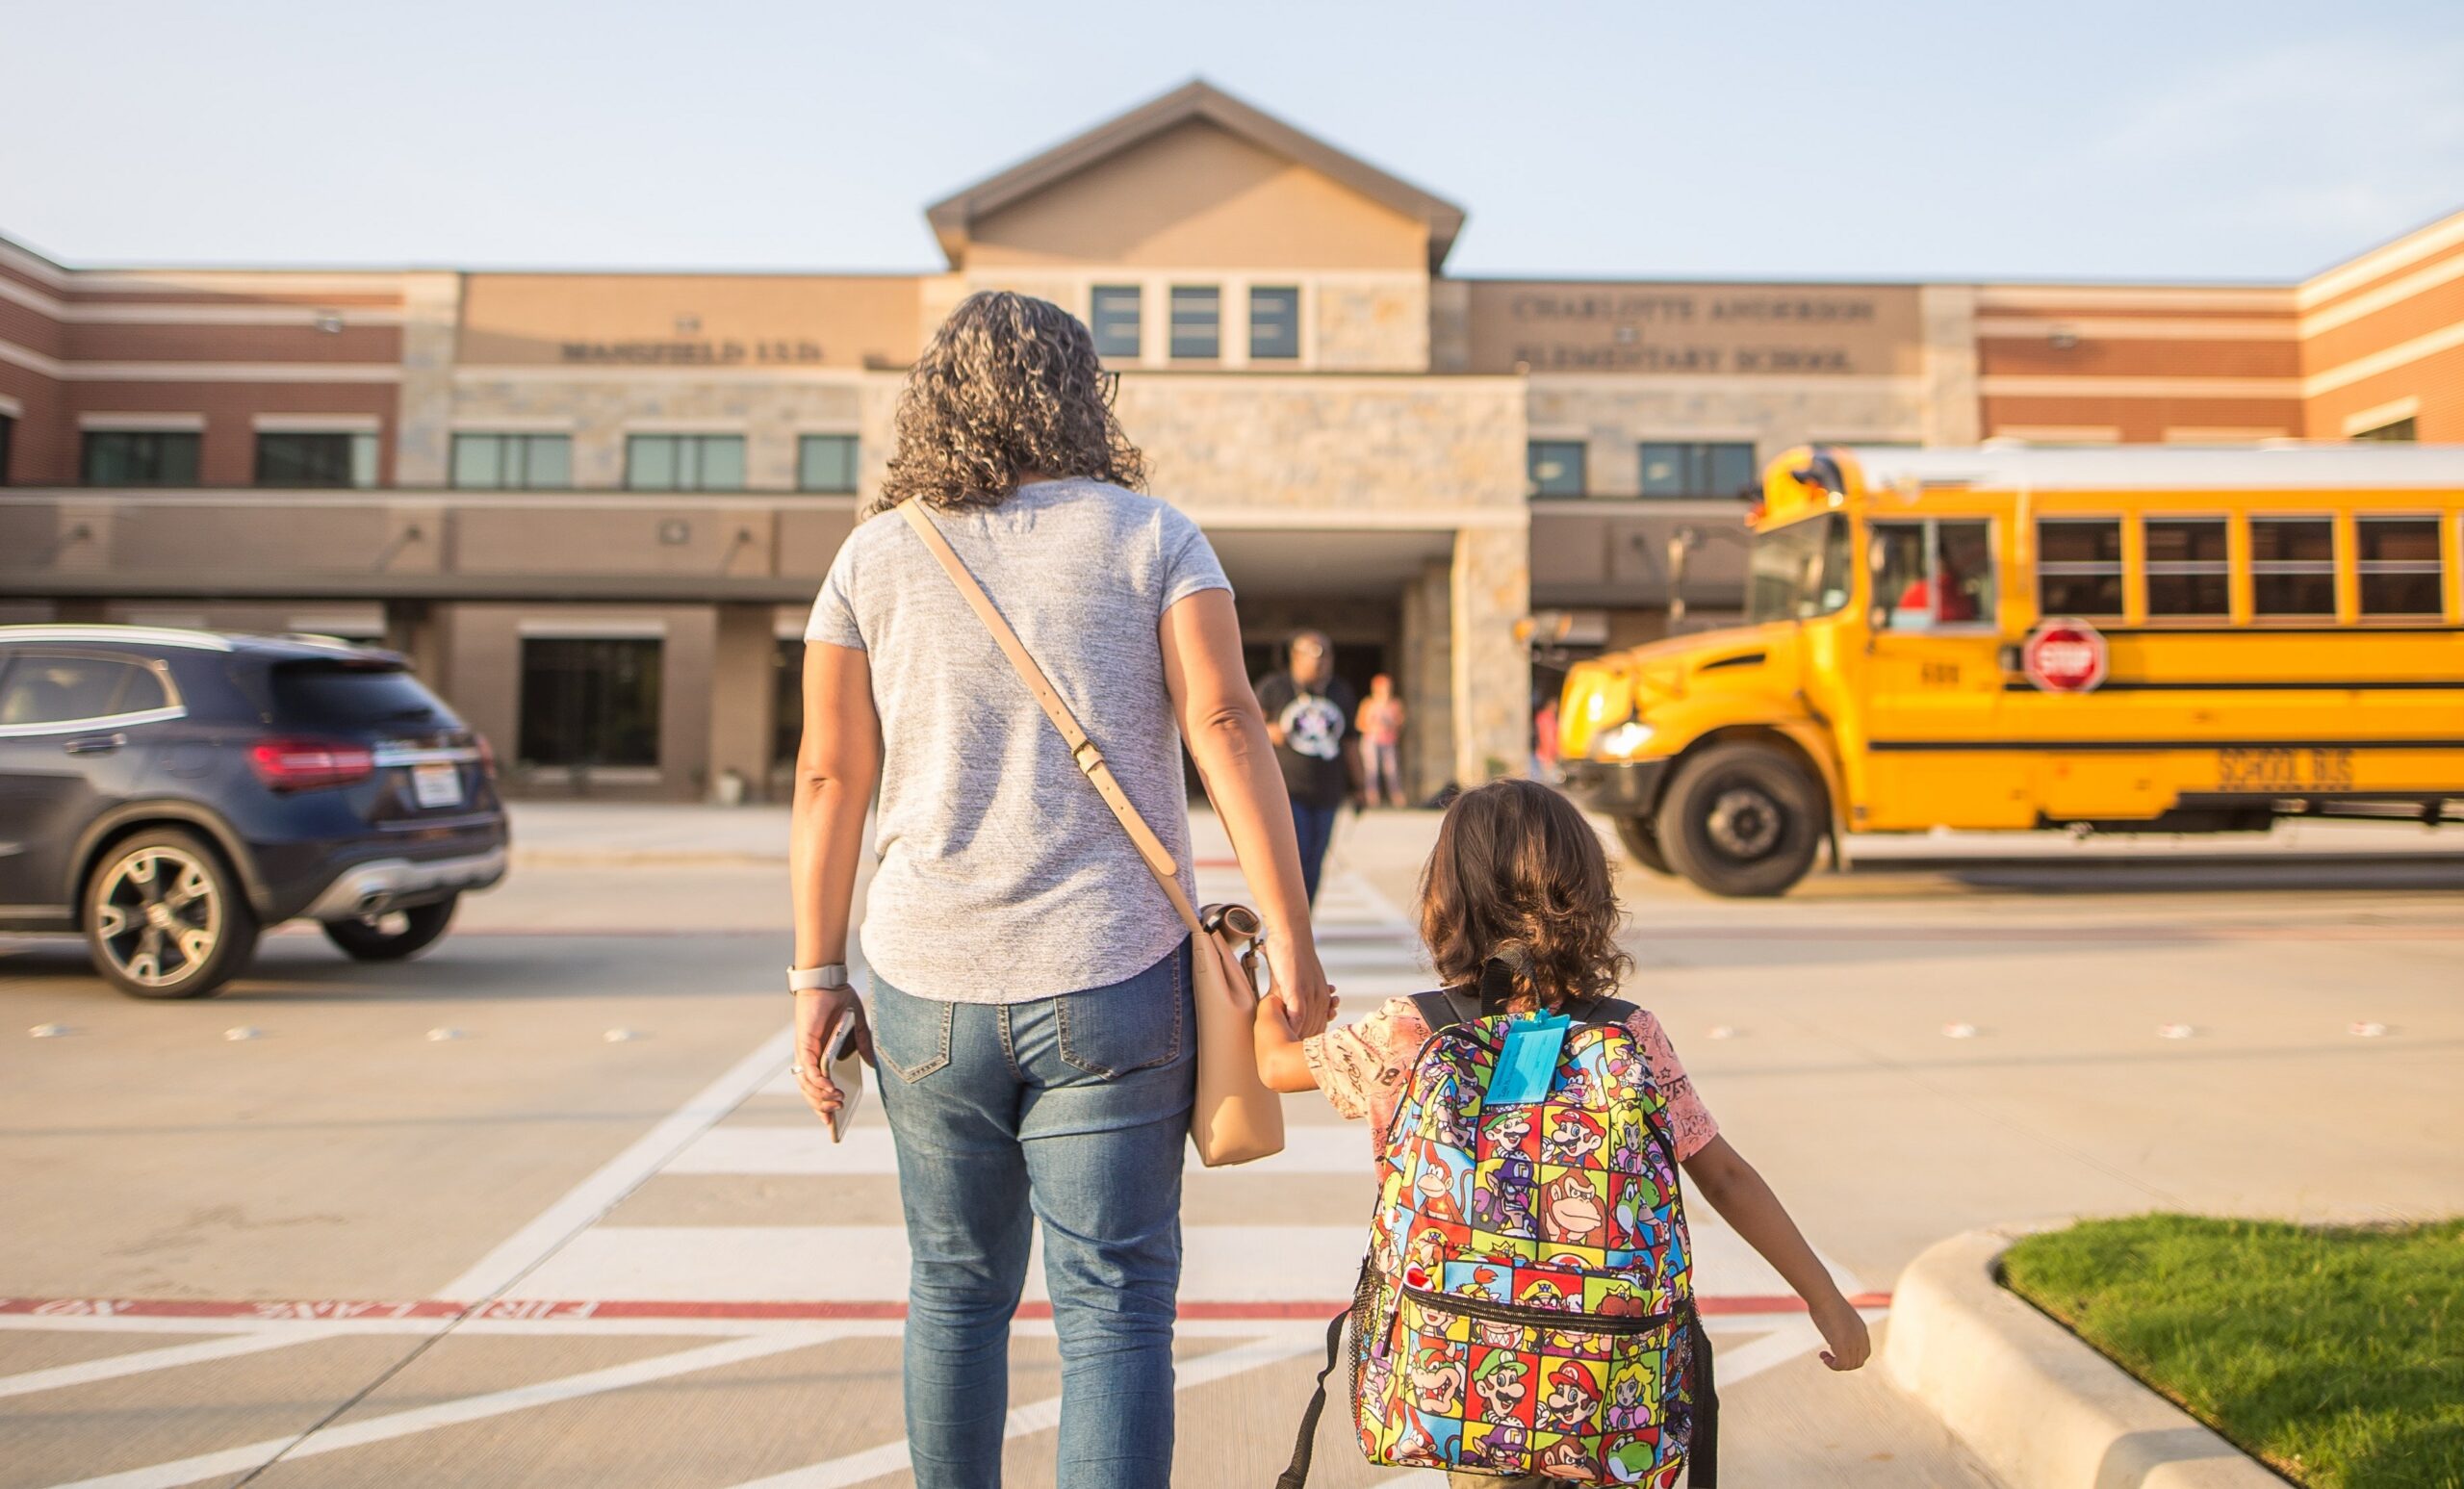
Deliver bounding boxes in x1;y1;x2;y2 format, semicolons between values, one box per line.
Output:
792;986;871;1131
1811;1295;1871;1372
1264;933;1335;1039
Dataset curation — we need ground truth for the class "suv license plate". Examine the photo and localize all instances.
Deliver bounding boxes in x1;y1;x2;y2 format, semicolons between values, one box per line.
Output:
412;761;465;809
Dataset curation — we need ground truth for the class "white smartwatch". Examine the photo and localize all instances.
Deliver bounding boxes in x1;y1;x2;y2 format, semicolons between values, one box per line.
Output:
788;963;850;993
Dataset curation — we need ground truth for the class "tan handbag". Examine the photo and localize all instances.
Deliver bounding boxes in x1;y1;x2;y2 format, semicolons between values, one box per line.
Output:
898;501;1288;1167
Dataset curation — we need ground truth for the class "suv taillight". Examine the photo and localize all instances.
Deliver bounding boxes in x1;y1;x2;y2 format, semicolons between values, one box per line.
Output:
475;733;498;778
249;736;375;791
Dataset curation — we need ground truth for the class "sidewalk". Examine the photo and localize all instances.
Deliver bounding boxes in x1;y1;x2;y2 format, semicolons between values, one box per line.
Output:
506;797;2464;869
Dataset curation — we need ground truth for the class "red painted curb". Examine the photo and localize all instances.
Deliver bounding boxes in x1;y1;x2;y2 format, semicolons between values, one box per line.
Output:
1;1293;1889;1322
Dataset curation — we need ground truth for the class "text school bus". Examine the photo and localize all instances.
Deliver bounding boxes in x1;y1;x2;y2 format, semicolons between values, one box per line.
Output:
1556;445;2464;895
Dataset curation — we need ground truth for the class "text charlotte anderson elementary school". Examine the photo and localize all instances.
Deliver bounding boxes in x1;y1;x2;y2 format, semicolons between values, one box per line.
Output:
2;82;2459;803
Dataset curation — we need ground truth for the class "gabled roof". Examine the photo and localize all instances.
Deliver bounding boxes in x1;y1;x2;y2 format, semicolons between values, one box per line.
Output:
924;79;1466;272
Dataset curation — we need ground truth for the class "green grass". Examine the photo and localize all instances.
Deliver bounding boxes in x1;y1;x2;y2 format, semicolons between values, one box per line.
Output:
2000;1216;2464;1489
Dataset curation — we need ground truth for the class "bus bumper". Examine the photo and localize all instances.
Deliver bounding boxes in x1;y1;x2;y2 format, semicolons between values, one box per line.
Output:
1559;757;1671;817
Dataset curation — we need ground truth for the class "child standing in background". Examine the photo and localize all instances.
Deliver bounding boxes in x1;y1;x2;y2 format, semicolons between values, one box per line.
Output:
1357;673;1408;808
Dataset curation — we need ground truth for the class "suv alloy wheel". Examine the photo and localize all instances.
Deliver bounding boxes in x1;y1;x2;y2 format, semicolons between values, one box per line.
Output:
83;828;261;998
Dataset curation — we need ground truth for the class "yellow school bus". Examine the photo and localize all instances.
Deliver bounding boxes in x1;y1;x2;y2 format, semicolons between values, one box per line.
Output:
1556;444;2464;895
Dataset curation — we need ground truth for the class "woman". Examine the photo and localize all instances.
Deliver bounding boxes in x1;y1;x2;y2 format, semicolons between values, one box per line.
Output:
787;291;1334;1489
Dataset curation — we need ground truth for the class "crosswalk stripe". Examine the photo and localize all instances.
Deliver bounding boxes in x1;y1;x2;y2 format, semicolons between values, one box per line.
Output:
43;1331;834;1489
512;1223;1855;1306
663;1120;1373;1177
720;1332;1326;1489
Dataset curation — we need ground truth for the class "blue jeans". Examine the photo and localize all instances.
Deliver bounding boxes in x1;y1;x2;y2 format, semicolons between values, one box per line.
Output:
869;939;1194;1489
1291;800;1339;904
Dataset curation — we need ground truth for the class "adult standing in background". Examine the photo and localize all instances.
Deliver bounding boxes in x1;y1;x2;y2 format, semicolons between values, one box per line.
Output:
1355;672;1407;808
1255;629;1357;904
787;291;1333;1489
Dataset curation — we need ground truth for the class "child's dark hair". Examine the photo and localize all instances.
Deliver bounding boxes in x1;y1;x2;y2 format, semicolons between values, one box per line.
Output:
1417;778;1631;1012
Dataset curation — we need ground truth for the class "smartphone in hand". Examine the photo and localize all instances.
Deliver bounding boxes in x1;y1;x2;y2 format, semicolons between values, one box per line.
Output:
824;1008;864;1143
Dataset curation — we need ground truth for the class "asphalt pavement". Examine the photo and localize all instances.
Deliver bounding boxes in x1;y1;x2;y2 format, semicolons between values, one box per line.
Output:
3;802;2457;1487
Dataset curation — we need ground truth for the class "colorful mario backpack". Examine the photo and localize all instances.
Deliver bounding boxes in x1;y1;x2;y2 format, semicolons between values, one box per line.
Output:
1277;969;1717;1487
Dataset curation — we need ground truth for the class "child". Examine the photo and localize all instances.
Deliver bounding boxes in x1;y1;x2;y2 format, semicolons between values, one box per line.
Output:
1255;778;1868;1486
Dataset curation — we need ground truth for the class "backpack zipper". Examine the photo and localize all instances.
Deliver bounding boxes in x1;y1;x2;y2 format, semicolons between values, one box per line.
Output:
1399;1282;1674;1335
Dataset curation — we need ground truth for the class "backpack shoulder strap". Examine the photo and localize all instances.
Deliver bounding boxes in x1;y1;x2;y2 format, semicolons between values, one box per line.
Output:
1573;994;1641;1030
898;501;1201;937
1410;986;1478;1032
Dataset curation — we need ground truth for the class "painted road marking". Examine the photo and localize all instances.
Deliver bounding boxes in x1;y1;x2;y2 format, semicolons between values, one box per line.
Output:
0;1326;345;1399
0;1296;1886;1329
508;1223;1860;1306
439;1026;794;1301
717;1330;1331;1489
44;1330;836;1489
662;1119;1373;1176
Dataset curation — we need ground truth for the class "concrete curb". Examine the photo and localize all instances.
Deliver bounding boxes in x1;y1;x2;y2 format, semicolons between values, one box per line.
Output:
1886;1225;2287;1489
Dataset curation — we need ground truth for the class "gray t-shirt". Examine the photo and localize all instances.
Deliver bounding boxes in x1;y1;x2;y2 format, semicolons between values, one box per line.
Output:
805;479;1232;1003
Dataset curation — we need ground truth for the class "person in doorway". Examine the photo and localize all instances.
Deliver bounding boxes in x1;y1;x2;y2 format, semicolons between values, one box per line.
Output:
1256;630;1359;904
787;290;1334;1489
1356;673;1408;809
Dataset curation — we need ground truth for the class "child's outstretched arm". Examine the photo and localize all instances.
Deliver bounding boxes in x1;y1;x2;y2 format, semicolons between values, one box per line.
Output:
1681;1137;1871;1371
1253;985;1324;1093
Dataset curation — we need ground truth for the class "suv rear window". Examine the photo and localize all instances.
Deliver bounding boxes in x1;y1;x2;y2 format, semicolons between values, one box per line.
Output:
270;661;450;727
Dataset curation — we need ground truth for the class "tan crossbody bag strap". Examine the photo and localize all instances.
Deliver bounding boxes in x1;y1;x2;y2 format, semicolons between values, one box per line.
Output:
898;501;1203;937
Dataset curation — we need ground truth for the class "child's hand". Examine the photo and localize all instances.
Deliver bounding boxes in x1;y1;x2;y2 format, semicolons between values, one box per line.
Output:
1251;982;1335;1093
1811;1296;1870;1372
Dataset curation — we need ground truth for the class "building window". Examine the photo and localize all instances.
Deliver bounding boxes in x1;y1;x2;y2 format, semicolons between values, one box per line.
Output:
1169;287;1220;360
797;434;858;493
257;431;378;488
0;412;14;485
1527;441;1586;498
1091;286;1141;360
2356;517;2443;618
1249;286;1300;360
2037;519;2123;617
518;637;662;769
2352;417;2418;442
625;434;745;492
451;433;571;489
2249;517;2336;617
82;430;201;486
1638;442;1758;499
2144;518;2230;617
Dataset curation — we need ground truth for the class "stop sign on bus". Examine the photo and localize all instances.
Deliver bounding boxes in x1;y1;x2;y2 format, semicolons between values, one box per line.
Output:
2023;620;2109;693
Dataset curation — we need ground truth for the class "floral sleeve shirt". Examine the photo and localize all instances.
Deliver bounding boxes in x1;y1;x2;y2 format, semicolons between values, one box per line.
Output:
1300;996;1719;1163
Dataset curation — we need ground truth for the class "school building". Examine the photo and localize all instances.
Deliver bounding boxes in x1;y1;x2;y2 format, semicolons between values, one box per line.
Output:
4;81;2459;801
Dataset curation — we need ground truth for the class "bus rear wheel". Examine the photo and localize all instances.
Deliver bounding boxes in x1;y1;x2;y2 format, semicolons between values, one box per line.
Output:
1656;742;1823;897
1613;816;1673;875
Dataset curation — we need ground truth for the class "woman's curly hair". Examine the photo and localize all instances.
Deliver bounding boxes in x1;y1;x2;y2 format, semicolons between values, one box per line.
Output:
868;291;1146;517
1418;778;1632;1014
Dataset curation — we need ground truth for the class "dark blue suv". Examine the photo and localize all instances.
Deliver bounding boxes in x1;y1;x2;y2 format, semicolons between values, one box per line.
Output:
0;626;508;998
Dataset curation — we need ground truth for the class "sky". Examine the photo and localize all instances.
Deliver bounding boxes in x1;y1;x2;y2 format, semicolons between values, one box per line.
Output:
5;0;2462;284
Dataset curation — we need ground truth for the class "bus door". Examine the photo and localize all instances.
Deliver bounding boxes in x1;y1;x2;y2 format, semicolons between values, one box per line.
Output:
1850;517;2024;829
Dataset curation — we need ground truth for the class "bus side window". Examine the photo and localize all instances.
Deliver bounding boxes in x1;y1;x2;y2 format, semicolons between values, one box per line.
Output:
1936;521;1995;628
1871;523;1931;629
1873;520;1994;629
2039;519;2124;618
2146;517;2231;617
2357;516;2443;617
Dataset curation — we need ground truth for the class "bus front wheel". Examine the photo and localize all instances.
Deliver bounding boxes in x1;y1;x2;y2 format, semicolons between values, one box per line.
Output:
1614;816;1674;876
1656;742;1823;897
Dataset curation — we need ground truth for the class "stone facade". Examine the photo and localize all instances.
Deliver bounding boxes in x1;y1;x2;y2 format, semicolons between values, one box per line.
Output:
1523;374;1932;498
1114;374;1526;515
1313;276;1430;372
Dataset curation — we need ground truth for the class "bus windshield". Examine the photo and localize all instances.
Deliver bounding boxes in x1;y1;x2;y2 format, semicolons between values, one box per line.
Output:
1746;514;1853;624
